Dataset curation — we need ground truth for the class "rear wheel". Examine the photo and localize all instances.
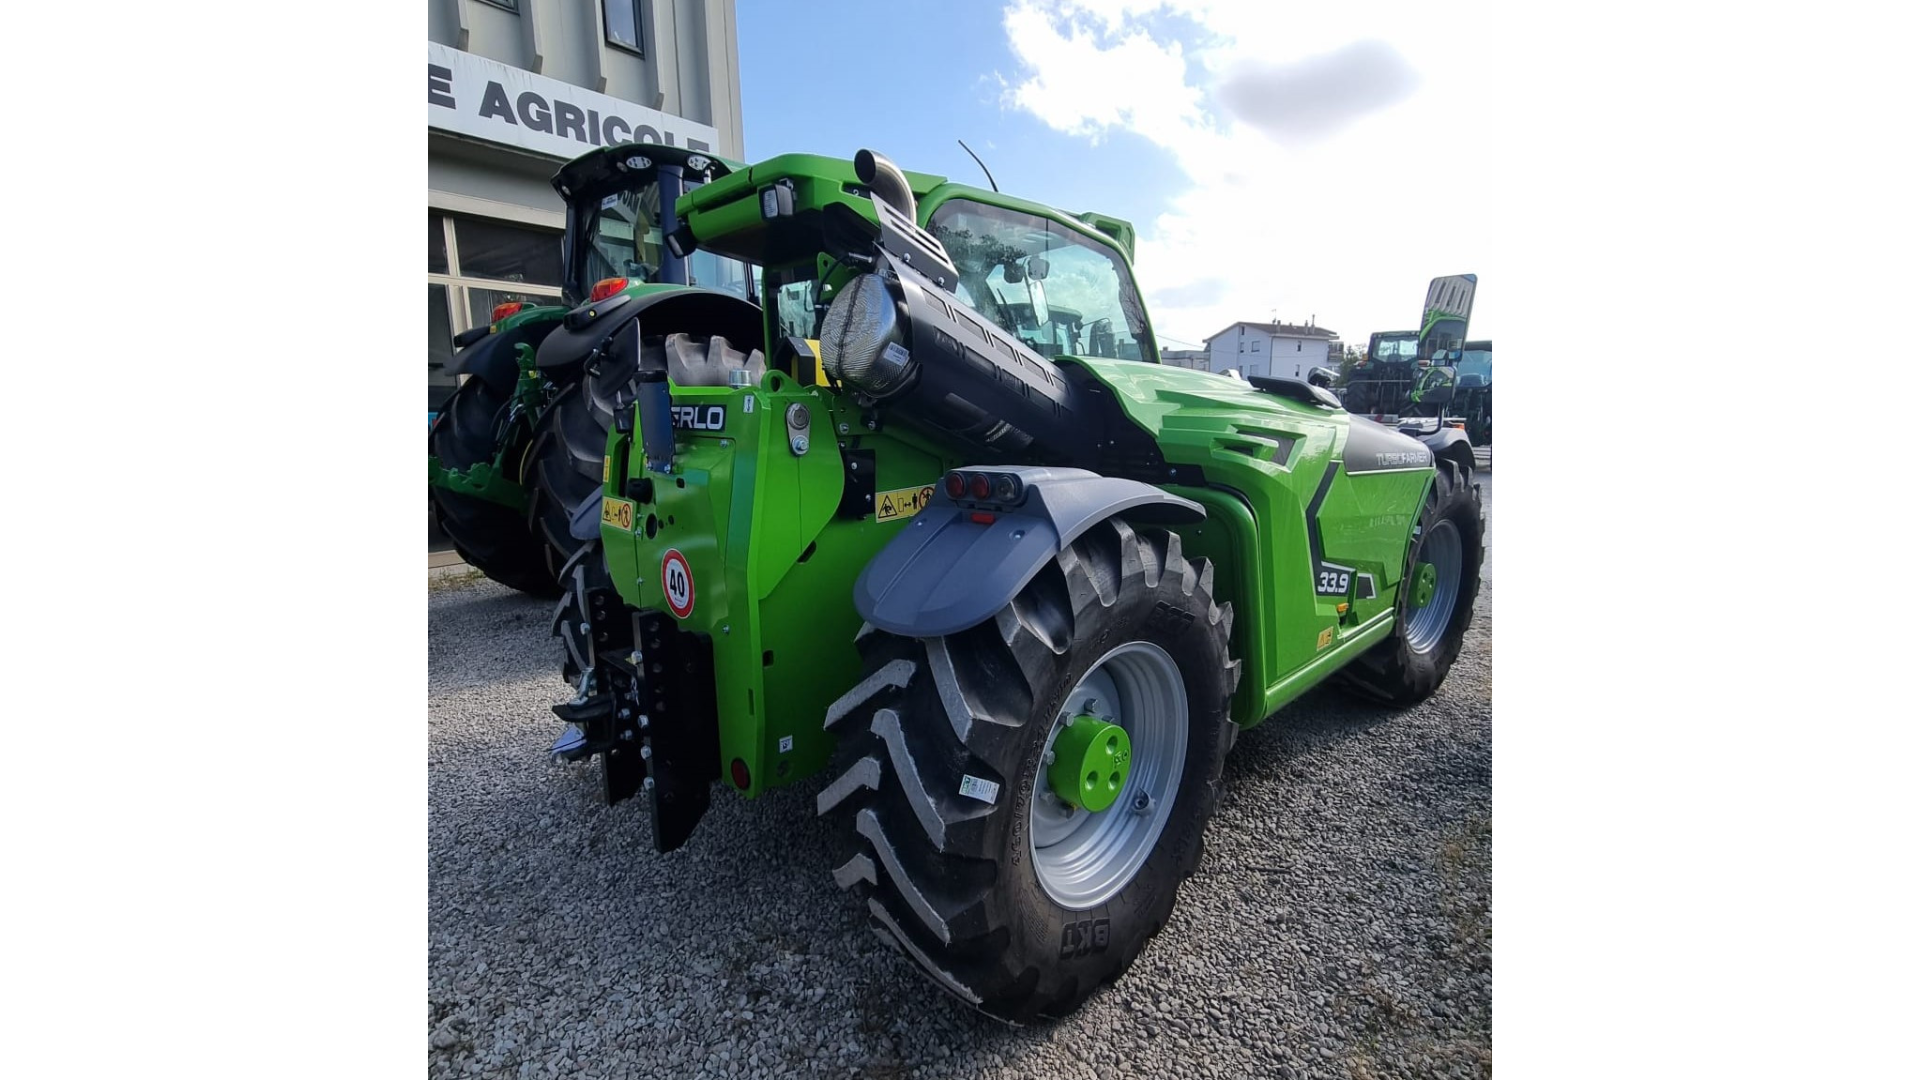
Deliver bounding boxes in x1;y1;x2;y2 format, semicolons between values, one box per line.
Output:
427;376;557;596
817;519;1239;1024
1337;459;1485;705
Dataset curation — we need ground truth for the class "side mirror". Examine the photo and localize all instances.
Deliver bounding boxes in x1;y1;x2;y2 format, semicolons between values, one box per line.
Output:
1026;275;1050;329
1027;256;1050;280
1001;261;1025;284
1307;366;1336;388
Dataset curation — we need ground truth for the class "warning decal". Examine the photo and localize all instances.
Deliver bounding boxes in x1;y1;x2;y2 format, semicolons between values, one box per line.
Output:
875;484;937;523
661;549;695;619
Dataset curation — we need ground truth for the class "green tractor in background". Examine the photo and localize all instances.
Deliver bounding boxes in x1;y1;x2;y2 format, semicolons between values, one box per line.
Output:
508;147;1482;1023
1341;274;1481;429
427;145;756;597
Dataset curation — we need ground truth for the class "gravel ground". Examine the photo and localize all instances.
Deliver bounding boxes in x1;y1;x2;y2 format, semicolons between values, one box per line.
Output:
429;471;1492;1080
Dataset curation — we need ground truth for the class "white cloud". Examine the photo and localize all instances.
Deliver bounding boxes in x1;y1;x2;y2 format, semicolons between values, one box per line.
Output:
998;1;1208;148
996;0;1494;353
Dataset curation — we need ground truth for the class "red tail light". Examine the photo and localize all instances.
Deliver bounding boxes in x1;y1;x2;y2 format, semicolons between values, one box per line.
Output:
968;473;991;500
589;277;630;303
489;301;525;324
944;472;966;499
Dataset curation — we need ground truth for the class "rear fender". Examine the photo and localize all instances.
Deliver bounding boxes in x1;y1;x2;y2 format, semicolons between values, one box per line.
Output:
852;467;1204;638
445;309;565;394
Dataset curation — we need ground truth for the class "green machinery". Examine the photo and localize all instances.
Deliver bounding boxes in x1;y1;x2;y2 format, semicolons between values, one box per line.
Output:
1342;274;1480;424
516;148;1484;1023
427;145;756;595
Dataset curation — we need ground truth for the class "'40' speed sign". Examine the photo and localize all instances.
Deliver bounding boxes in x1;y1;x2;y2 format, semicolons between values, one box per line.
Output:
660;549;695;618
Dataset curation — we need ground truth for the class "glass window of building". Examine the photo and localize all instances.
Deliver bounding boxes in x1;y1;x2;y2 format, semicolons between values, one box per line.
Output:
604;1;644;53
427;212;564;419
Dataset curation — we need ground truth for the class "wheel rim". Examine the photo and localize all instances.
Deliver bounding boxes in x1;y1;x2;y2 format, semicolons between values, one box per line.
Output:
1029;641;1188;910
1405;519;1463;654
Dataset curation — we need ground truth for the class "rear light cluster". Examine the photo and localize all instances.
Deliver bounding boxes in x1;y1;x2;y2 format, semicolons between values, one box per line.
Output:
943;470;1025;507
489;301;525;324
589;277;630;303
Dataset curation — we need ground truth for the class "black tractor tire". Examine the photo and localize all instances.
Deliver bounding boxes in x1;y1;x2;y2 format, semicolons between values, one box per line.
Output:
816;518;1240;1024
427;376;559;597
523;368;635;585
1336;458;1485;706
525;332;753;677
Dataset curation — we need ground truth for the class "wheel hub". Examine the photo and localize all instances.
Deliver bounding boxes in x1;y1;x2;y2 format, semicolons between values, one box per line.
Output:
1412;561;1438;608
1047;717;1132;812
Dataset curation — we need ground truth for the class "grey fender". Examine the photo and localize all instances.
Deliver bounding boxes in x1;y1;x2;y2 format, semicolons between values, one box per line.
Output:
568;489;603;541
1414;425;1476;477
852;466;1205;639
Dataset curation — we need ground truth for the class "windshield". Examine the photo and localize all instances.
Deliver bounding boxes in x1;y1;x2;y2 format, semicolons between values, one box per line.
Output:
569;178;754;304
1370;335;1419;363
1456;347;1492;386
928;200;1153;362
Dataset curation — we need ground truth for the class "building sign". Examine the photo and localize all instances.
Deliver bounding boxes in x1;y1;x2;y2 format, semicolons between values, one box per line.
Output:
427;42;718;161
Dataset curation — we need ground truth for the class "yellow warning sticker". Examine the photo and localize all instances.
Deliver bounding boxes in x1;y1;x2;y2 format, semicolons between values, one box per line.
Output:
1315;626;1335;651
875;484;937;523
601;497;635;531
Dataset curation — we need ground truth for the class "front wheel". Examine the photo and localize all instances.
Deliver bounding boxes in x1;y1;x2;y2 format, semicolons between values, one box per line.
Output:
1337;458;1485;705
816;519;1239;1023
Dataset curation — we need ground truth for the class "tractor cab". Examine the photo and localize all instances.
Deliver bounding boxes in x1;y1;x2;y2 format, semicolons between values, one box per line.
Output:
553;144;756;308
929;200;1156;362
1346;330;1422;418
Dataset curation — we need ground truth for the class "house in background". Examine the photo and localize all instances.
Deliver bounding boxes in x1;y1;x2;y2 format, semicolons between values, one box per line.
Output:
1160;349;1210;370
1202;321;1341;379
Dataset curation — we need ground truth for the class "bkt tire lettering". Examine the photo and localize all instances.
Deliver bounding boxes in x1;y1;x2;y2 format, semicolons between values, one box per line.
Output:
670;405;726;431
1059;918;1110;959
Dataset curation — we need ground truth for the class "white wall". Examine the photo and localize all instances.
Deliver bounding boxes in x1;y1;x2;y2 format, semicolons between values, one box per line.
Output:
1204;327;1333;377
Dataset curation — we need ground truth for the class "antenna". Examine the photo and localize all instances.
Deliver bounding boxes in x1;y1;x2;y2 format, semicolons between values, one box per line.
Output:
957;139;999;193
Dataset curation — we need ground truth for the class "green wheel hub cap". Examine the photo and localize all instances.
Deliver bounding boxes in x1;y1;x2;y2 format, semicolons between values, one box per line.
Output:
1048;716;1132;813
1412;561;1439;609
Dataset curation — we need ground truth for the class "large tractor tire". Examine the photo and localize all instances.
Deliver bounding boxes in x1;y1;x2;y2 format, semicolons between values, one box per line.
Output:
427;376;559;597
525;332;764;679
1337;458;1485;705
817;519;1240;1024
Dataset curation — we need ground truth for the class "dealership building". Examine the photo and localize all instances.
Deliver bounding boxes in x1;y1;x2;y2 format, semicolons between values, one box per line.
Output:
427;0;744;413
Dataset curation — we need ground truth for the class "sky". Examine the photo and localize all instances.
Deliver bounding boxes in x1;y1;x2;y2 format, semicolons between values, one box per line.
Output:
737;0;1491;354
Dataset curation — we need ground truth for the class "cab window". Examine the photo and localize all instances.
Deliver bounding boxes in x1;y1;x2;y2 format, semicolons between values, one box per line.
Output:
927;200;1155;362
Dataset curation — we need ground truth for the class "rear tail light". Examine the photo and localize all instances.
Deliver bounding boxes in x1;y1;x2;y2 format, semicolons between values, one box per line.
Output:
589;277;629;303
489;301;525;323
943;470;1026;509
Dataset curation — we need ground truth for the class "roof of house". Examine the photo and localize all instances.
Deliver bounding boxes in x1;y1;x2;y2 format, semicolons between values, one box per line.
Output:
1202;321;1339;345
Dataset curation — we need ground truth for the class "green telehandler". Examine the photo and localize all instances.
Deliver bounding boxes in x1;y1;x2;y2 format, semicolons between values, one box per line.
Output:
427;145;756;596
512;148;1483;1023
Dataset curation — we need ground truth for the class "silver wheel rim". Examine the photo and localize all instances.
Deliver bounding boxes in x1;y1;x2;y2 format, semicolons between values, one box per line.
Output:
1029;641;1188;910
1405;519;1463;654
